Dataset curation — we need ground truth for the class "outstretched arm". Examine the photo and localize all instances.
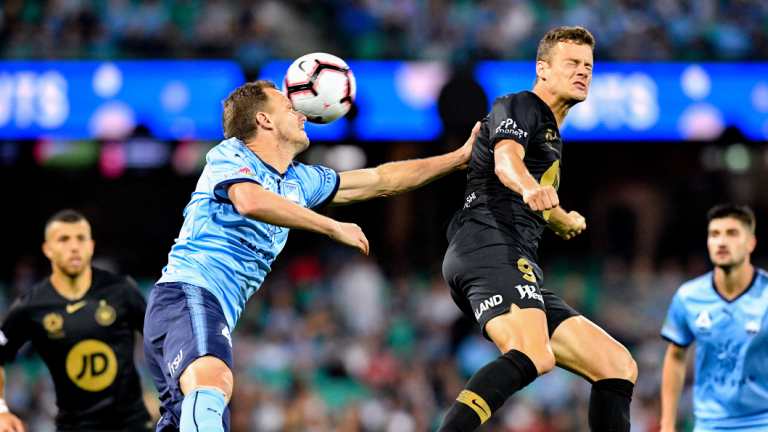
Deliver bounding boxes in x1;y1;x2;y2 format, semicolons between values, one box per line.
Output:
660;343;690;432
228;182;369;255
331;122;480;205
0;367;26;432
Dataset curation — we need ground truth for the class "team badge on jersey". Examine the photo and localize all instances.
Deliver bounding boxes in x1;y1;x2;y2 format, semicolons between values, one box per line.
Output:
695;310;712;330
282;180;302;204
43;312;65;338
95;300;116;326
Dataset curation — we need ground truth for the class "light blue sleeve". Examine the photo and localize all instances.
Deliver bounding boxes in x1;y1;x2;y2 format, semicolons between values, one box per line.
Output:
205;143;266;202
660;292;694;347
295;163;340;209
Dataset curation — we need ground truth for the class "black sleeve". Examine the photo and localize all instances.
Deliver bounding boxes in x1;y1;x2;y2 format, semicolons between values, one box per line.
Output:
0;299;31;365
487;95;536;149
123;277;147;334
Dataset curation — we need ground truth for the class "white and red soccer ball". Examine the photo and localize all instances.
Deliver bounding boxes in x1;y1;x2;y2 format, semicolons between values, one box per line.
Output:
283;52;356;124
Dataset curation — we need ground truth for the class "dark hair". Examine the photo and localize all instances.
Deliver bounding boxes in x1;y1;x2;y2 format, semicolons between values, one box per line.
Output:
536;26;596;63
222;80;278;141
707;203;756;233
45;209;88;234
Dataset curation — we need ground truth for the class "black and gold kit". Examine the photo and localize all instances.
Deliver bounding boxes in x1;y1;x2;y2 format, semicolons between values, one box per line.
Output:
0;268;152;431
443;91;579;336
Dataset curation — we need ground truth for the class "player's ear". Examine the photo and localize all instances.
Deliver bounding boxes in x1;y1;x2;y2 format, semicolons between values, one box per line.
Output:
536;60;548;81
255;111;274;130
748;233;756;254
42;241;52;260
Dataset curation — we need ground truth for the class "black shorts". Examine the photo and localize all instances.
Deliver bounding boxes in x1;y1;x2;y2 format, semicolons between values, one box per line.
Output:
443;220;579;339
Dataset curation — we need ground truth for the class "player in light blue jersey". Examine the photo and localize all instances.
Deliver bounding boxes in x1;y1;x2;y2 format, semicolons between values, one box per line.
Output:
661;204;768;431
143;80;479;432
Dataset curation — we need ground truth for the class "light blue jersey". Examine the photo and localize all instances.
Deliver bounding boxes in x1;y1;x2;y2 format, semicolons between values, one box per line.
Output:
661;268;768;431
158;138;339;330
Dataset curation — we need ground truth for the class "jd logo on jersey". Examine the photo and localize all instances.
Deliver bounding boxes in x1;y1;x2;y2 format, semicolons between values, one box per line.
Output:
65;339;118;392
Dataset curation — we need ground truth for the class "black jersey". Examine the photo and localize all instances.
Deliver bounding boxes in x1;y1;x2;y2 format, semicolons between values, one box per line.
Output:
0;268;151;431
452;91;563;260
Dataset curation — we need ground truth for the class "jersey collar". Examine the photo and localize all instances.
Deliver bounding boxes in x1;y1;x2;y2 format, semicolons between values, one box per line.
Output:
710;268;758;303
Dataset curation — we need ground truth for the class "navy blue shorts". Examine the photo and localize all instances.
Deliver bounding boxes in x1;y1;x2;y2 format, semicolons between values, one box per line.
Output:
143;282;233;432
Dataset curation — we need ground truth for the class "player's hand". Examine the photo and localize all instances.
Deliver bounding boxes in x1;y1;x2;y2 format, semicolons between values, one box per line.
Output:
522;185;559;212
328;221;370;255
550;211;586;240
0;412;26;432
456;121;481;169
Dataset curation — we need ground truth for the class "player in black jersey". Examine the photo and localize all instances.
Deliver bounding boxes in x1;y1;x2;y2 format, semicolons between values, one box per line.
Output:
440;26;637;431
0;210;152;432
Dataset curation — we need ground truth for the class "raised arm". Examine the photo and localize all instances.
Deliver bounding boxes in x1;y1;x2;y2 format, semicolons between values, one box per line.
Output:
494;139;559;211
660;343;690;432
331;122;479;205
0;367;26;432
228;182;369;255
494;139;585;238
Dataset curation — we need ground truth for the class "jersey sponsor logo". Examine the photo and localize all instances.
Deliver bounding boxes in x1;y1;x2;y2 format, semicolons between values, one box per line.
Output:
0;330;7;346
474;295;503;320
66;300;87;314
494;118;528;140
745;320;760;334
237;167;253;176
65;339;118;392
221;325;233;348
95;300;116;327
695;310;712;330
43;312;65;338
168;349;184;376
463;191;477;209
515;284;543;303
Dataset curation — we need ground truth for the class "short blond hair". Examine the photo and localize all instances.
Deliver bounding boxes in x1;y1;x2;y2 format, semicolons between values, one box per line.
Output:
222;80;277;141
536;26;596;62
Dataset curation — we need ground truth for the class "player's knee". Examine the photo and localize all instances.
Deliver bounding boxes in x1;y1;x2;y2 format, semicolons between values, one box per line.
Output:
596;346;638;383
180;356;234;400
620;353;638;383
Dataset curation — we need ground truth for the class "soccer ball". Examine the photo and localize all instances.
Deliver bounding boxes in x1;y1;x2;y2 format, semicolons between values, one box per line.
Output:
283;52;356;124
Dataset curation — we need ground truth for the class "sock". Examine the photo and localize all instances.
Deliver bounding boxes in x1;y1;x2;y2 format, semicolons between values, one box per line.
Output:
588;378;634;432
180;388;227;432
438;350;538;432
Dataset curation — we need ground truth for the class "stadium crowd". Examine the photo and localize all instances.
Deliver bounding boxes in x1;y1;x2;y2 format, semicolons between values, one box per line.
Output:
2;0;768;70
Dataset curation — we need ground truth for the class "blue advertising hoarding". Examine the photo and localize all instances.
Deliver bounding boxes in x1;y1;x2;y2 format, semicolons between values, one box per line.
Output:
1;60;766;141
475;62;768;141
0;60;244;140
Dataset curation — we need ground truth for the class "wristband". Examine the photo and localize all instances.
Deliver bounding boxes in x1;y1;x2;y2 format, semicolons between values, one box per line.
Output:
0;398;8;414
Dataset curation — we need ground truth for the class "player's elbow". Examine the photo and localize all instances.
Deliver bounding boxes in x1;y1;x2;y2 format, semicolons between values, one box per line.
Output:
493;165;510;184
231;195;262;217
